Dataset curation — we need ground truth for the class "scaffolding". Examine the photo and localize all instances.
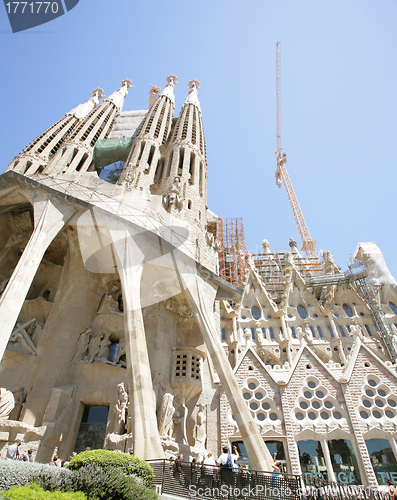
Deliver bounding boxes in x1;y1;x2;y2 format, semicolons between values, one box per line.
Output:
251;250;323;303
217;217;246;288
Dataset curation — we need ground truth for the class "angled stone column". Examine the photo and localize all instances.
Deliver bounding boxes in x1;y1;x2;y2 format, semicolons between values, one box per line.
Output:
109;227;164;460
172;253;273;471
0;196;75;364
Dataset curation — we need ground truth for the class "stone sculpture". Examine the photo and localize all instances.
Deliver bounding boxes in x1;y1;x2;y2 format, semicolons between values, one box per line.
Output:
162;177;183;211
86;333;103;362
114;382;129;434
112;339;126;367
97;293;123;315
158;393;176;439
96;333;111;362
193;403;207;451
8;387;26;421
72;328;92;363
0;388;15;419
7;320;38;356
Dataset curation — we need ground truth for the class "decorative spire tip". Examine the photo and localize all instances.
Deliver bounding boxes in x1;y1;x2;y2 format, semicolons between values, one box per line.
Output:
166;75;178;86
92;88;105;100
120;79;133;89
188;79;201;91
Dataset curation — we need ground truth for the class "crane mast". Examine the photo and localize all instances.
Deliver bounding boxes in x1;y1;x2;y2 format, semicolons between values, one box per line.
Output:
275;41;317;258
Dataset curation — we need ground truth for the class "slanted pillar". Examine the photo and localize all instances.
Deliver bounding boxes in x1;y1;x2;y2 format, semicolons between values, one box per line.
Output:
0;196;75;363
172;254;273;471
109;228;163;460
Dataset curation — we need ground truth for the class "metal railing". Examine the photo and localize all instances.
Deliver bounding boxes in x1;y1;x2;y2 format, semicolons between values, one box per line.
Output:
148;459;301;499
303;475;389;500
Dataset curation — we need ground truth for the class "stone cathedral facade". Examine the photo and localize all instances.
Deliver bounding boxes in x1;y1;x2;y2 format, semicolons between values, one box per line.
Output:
1;75;397;488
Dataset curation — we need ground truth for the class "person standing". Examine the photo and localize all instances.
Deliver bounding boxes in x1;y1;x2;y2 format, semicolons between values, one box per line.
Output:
5;439;21;460
217;445;239;487
203;453;217;488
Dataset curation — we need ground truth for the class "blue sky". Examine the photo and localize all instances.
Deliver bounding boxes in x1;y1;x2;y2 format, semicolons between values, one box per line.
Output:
1;0;396;279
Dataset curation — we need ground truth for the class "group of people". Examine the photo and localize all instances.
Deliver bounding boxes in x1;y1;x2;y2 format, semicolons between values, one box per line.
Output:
173;446;250;488
4;438;82;465
5;439;33;462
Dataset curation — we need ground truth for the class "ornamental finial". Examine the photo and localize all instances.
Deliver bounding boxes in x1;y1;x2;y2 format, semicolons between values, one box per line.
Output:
166;75;178;86
188;79;201;92
92;88;105;100
120;79;133;90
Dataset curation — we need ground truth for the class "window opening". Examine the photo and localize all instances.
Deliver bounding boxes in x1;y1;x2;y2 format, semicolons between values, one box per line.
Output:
366;438;397;485
328;440;361;484
298;440;328;480
178;148;184;176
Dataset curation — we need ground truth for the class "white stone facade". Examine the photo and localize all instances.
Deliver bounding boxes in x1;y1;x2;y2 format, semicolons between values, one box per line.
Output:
1;77;397;487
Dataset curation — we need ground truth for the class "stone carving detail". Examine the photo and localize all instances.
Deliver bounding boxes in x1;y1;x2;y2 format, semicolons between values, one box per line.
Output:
174;396;188;445
97;291;123;316
8;387;27;421
158;393;176;439
153;372;165;412
7;319;41;356
323;250;341;310
162;177;183;211
73;328;125;367
114;382;129;434
205;231;221;251
0;388;15;419
72;328;92;363
278;251;294;315
193;403;207;452
112;340;126;367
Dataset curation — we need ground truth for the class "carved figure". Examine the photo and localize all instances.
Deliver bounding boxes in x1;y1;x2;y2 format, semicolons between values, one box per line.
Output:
96;333;112;361
193;404;207;451
162;177;183;211
97;293;123;315
152;372;164;411
0;388;15;419
72;328;92;363
278;252;294;315
158;393;176;439
86;333;103;362
8;387;25;421
323;250;341;310
113;339;126;367
174;397;188;445
7;321;37;356
114;382;129;434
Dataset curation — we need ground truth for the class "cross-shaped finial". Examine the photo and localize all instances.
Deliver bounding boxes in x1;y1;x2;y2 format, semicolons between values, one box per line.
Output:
120;79;133;89
92;88;105;100
187;79;201;91
166;75;178;86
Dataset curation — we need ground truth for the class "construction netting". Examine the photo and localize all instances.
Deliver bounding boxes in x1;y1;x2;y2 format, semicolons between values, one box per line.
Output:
93;137;133;172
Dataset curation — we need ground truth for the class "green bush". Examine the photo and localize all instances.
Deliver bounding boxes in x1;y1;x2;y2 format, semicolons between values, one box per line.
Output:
0;460;69;491
2;483;86;499
69;463;157;500
66;450;154;487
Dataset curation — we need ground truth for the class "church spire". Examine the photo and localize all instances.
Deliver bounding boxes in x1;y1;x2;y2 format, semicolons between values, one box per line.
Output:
183;79;201;111
118;75;177;189
6;88;104;176
44;80;132;176
157;79;208;229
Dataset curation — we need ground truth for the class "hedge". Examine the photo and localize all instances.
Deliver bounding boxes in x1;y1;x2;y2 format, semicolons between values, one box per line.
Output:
0;460;71;491
66;450;154;487
0;483;86;499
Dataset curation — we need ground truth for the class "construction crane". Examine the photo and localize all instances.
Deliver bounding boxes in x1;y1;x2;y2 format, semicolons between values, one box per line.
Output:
275;41;317;258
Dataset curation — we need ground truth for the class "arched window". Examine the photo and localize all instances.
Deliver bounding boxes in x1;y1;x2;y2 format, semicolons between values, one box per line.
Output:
297;305;307;319
342;303;353;317
251;306;261;320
